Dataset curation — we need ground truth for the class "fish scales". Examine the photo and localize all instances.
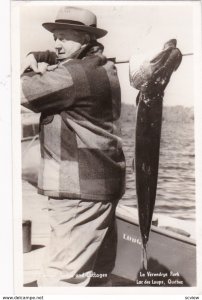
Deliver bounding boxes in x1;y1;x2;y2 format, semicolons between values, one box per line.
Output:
131;40;182;270
135;93;163;251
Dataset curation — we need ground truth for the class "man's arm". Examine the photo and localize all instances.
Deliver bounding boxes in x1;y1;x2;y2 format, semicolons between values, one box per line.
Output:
21;55;117;114
21;51;58;75
29;50;58;65
21;62;75;113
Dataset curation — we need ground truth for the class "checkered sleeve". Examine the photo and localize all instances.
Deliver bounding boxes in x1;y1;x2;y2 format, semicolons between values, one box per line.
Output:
21;55;114;114
29;50;58;65
21;64;76;113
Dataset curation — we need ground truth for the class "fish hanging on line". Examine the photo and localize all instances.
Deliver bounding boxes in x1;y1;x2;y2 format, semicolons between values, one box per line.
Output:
129;39;182;270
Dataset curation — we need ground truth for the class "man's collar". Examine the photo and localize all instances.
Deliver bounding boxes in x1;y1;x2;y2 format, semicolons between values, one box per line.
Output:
57;44;87;65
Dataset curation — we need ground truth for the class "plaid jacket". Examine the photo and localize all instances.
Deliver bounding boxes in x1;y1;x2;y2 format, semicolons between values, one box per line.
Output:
21;48;126;201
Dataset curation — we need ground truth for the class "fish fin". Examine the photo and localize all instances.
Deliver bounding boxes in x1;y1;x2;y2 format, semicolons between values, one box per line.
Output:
142;245;148;271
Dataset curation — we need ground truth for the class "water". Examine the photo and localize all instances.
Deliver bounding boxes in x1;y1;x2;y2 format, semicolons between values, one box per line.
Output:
119;105;195;221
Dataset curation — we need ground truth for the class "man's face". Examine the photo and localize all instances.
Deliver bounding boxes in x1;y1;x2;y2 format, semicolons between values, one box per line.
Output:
53;29;88;60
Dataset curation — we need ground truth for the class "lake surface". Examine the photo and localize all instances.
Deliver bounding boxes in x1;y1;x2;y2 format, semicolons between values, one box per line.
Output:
21;105;195;221
119;105;195;221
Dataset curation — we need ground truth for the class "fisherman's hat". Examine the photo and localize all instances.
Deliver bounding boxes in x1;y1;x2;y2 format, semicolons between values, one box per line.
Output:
43;6;107;39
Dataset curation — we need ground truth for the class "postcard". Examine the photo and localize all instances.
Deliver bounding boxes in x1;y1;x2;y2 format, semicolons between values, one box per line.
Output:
11;0;202;295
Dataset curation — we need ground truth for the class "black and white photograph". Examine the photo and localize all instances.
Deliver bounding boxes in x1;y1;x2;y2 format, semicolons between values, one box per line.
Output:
11;0;202;294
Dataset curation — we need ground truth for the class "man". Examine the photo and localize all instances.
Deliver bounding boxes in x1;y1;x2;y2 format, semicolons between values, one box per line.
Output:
21;6;126;286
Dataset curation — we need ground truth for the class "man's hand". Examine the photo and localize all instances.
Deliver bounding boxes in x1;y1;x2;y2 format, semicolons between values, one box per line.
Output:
21;54;49;75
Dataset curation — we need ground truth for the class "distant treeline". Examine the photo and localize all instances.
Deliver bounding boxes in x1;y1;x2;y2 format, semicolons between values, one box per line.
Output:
120;104;194;124
22;104;194;138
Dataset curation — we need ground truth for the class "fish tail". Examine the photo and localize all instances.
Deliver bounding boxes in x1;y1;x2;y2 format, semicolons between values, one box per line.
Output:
142;245;148;270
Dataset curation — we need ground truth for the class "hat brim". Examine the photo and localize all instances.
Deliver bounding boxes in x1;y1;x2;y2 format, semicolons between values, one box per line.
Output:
42;22;107;39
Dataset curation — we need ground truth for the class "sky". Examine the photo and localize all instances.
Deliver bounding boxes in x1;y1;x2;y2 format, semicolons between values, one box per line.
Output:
19;1;199;106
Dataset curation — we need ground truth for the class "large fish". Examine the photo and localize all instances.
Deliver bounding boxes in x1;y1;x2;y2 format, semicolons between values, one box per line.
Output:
131;39;182;269
135;91;163;269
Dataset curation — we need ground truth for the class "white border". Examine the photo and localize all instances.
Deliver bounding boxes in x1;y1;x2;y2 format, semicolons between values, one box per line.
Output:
193;0;202;294
0;0;13;294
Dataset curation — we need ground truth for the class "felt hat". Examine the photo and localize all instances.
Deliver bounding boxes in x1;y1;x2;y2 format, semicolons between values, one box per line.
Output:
43;6;107;39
